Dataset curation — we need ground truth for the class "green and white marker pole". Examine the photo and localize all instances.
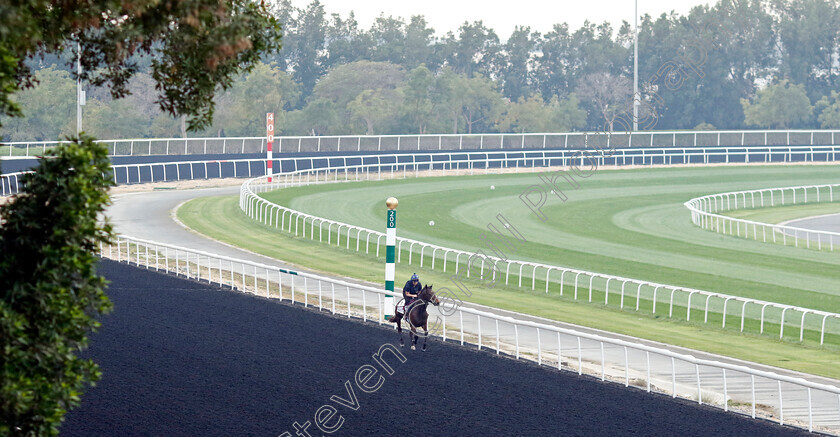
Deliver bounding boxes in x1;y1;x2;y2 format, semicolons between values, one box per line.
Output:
384;196;398;319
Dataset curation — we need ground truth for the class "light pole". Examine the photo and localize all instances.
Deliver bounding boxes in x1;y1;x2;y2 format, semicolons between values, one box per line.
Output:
76;43;85;135
633;0;639;131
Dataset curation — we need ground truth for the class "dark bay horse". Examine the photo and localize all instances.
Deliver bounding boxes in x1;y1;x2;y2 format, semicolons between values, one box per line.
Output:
387;285;440;351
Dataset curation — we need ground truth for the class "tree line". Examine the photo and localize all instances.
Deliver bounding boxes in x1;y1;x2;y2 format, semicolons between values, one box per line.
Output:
3;0;840;141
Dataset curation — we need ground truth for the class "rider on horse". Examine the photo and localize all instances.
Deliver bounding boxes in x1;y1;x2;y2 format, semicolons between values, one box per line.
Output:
402;273;422;315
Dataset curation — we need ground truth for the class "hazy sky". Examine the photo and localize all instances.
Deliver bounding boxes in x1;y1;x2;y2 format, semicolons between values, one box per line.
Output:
290;0;711;39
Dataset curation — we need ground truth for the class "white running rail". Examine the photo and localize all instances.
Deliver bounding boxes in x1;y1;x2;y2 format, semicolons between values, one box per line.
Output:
685;184;840;251
101;234;840;435
4;146;838;197
239;157;840;346
2;129;840;157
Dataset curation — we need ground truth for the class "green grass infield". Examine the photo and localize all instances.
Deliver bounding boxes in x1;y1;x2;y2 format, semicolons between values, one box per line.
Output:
177;164;840;378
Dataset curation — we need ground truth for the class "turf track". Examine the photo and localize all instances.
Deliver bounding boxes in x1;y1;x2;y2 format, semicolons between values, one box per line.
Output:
61;260;811;436
253;166;840;332
175;166;840;376
264;165;840;309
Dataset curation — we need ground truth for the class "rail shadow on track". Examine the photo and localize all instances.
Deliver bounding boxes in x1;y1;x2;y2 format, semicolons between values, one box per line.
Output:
62;260;810;436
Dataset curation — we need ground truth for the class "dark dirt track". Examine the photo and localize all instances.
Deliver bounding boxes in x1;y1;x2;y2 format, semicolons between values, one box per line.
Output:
62;261;811;437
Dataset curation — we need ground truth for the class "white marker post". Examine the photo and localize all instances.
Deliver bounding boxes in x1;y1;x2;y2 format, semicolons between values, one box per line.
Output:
384;197;398;319
266;113;274;183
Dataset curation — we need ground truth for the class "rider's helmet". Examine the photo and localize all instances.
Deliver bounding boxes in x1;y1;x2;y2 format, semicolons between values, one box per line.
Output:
411;273;419;282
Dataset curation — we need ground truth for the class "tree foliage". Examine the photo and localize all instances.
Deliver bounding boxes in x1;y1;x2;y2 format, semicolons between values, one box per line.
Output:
497;94;587;133
0;0;282;131
7;0;840;138
742;80;813;128
235;0;840;132
771;0;839;99
815;91;840;128
497;94;552;133
212;63;300;136
0;67;76;141
576;72;632;130
0;137;114;436
312;60;405;132
400;65;436;134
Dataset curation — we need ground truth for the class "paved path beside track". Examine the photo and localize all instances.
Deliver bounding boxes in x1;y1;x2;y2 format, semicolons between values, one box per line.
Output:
785;213;840;235
776;212;840;246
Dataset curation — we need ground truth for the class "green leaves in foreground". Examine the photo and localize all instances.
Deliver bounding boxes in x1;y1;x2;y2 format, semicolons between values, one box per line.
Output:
0;135;114;436
0;0;282;132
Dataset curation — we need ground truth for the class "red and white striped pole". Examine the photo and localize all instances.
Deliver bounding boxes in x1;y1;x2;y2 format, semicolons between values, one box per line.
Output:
266;112;274;183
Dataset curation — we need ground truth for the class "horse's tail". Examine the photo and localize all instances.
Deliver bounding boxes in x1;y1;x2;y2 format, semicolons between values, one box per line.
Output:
387;314;399;323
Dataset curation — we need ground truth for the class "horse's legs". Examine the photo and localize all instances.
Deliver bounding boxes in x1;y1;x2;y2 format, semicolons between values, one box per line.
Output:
409;317;418;350
404;309;415;350
422;322;429;351
395;313;404;347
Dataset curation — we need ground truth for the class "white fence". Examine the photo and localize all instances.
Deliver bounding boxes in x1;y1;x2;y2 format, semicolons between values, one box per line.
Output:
4;145;838;196
3;130;840;156
0;159;270;196
685;184;840;251
7;150;839;345
101;234;840;435
238;155;840;347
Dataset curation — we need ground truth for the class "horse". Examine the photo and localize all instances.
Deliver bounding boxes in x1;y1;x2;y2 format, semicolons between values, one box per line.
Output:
387;285;440;351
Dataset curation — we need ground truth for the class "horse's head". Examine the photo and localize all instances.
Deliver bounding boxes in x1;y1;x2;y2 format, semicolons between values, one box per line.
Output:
419;284;440;306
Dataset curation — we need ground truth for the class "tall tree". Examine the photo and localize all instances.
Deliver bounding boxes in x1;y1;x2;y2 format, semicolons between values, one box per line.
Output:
404;16;438;70
569;21;628;86
369;15;407;65
771;0;839;99
500;26;539;101
713;0;776;126
534;23;573;101
284;1;328;97
268;0;297;72
445;21;501;77
323;12;371;72
634;12;693;128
